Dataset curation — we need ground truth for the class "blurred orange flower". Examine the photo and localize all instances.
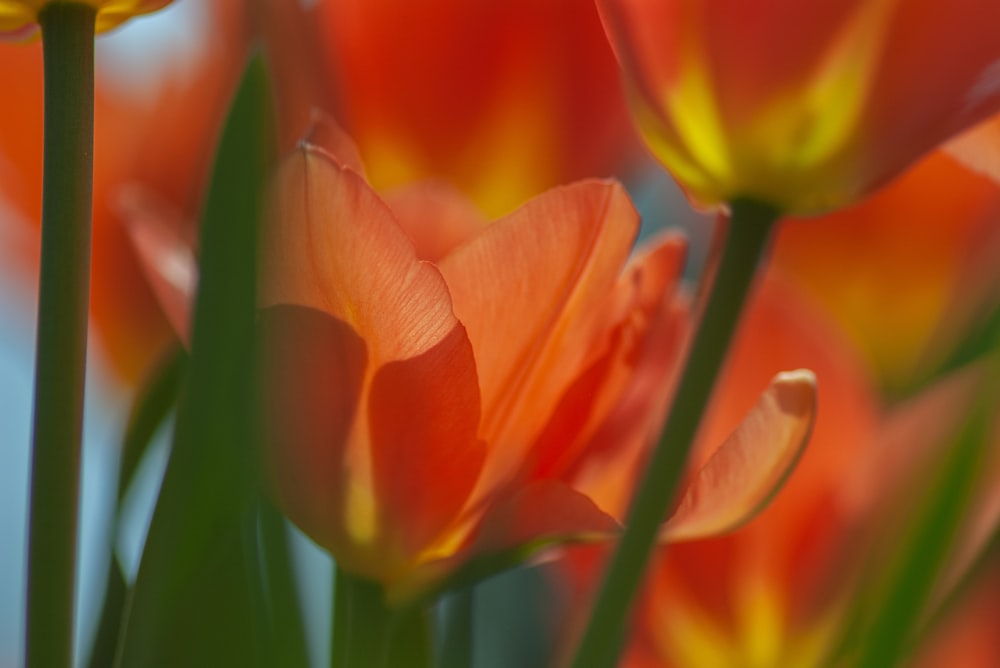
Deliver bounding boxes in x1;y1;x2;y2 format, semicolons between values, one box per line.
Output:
311;0;637;217
0;0;171;38
555;275;1000;667
260;123;819;601
131;118;817;601
0;0;247;380
596;0;1000;214
556;275;878;665
1;0;641;382
773;149;1000;392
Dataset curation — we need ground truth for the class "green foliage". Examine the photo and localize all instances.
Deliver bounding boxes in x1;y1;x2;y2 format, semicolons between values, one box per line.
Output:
114;55;307;667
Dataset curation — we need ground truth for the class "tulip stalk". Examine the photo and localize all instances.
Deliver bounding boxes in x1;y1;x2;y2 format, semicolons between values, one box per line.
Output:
24;4;97;668
331;567;432;668
570;199;780;668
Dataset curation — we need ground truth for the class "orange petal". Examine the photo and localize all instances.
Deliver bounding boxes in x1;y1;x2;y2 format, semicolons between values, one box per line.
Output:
258;304;368;565
945;113;1000;185
530;233;688;492
661;370;817;541
118;185;197;347
368;324;485;568
301;111;367;175
472;480;620;555
261;145;485;582
262;145;457;362
438;179;640;495
384;180;487;262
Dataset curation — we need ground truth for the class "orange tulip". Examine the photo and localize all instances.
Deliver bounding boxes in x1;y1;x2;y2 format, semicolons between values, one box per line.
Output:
596;0;1000;214
773;149;1000;392
555;274;878;665
0;0;248;380
312;0;638;217
0;0;171;38
555;275;1000;667
130;118;817;602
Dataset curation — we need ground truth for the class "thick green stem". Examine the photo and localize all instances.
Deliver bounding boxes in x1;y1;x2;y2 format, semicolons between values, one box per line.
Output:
331;567;431;668
25;5;97;668
439;589;474;668
569;200;780;668
331;569;390;668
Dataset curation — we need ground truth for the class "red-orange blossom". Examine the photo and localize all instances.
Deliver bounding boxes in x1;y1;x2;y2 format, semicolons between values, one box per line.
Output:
597;0;1000;213
256;124;817;601
133;119;818;602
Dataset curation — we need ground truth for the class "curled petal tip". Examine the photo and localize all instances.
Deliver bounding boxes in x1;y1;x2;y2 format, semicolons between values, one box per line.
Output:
661;369;817;542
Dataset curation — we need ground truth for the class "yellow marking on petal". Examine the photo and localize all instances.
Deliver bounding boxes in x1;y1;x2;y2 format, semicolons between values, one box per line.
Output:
656;604;737;668
633;0;901;213
737;579;785;667
663;29;731;186
344;476;378;545
764;0;898;168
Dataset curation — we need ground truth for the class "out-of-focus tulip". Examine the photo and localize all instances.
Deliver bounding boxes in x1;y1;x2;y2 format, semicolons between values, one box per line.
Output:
555;273;881;666
312;0;637;217
0;0;171;38
131;118;818;602
555;276;1000;667
596;0;1000;214
258;134;815;600
773;150;1000;393
0;0;248;380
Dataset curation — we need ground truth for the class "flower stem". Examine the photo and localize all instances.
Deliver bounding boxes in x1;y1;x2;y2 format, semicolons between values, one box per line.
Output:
440;589;474;668
331;567;431;668
25;4;97;668
569;199;780;668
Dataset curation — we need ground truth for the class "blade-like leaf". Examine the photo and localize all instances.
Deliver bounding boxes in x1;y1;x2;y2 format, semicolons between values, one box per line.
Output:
86;345;186;668
850;375;996;668
116;56;274;667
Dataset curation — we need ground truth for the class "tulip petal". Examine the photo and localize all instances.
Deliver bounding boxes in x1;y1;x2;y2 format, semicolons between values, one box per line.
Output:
384;180;487;262
301;111;367;175
529;233;688;487
472;480;621;555
438;179;640;494
661;369;817;541
261;145;485;580
368;324;484;566
262;145;457;363
118;185;197;347
258;304;368;561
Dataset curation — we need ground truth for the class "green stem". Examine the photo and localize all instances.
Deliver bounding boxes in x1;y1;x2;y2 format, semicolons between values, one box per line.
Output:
25;5;97;668
331;569;390;667
569;200;780;668
331;567;431;668
259;502;310;668
331;566;349;668
439;589;474;668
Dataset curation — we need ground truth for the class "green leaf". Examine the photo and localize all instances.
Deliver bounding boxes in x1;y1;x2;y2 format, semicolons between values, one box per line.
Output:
86;345;186;668
115;55;275;667
850;378;995;668
117;345;187;504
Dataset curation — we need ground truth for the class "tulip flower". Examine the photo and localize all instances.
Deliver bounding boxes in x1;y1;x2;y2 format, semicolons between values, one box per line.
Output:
553;274;872;665
273;128;800;621
312;0;637;217
596;0;1000;214
0;0;247;380
2;0;639;380
555;276;1000;667
0;0;171;38
129;118;817;602
773;149;1000;392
